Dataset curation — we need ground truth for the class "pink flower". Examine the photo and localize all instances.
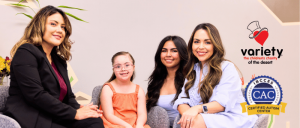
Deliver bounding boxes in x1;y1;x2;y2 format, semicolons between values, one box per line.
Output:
5;56;9;61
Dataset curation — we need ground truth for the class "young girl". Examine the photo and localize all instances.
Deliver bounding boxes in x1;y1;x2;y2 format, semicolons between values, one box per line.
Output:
100;51;150;128
173;23;258;128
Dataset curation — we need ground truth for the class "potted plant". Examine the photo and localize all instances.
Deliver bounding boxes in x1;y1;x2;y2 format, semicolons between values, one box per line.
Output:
0;56;11;85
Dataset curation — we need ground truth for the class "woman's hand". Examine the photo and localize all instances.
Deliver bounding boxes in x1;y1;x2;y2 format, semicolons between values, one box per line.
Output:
75;103;102;120
84;104;103;116
85;103;103;116
177;105;201;128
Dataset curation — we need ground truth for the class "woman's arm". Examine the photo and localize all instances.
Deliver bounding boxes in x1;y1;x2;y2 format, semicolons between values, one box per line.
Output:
207;62;242;113
173;79;191;112
136;87;147;127
100;85;132;127
75;103;101;120
177;91;225;128
68;91;81;109
178;62;242;128
178;104;191;115
183;62;241;115
12;47;77;120
13;46;99;120
186;101;224;114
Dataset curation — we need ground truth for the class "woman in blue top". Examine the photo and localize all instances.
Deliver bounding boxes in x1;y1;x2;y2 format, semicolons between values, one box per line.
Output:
173;23;258;128
146;36;188;127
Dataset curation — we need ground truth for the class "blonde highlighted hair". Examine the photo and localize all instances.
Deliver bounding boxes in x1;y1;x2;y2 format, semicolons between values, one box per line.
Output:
10;5;73;61
183;23;238;104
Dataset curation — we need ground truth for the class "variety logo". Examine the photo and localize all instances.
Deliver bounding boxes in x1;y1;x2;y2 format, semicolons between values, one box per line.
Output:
241;76;287;115
241;21;283;65
247;21;269;46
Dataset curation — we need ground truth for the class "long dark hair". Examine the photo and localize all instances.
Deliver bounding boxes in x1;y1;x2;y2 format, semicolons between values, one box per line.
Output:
183;23;225;104
146;36;188;112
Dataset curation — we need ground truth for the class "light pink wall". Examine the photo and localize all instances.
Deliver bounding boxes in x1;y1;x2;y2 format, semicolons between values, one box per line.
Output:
0;0;298;127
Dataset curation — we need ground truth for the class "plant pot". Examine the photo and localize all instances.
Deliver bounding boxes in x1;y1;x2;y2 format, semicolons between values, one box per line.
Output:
0;76;8;86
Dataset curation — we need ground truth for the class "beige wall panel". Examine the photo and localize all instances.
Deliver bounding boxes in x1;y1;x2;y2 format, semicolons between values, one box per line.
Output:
262;0;299;22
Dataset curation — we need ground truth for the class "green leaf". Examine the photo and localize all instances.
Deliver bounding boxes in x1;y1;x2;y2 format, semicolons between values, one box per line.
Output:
65;12;88;23
10;3;36;13
36;0;40;8
16;13;33;19
18;0;24;4
58;5;86;11
10;3;28;8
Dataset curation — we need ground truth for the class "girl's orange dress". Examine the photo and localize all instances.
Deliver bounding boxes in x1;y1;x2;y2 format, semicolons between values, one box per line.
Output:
99;83;151;128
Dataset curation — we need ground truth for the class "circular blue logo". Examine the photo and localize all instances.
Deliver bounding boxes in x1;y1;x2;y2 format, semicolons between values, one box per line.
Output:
245;76;282;105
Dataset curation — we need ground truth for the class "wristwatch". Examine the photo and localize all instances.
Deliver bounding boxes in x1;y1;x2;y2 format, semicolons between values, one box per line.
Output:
202;105;208;114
